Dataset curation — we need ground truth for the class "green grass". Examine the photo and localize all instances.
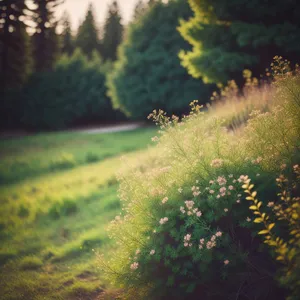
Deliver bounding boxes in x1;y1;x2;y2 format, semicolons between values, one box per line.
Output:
0;126;156;300
0;127;155;185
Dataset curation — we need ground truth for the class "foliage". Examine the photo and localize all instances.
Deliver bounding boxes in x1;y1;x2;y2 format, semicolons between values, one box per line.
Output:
75;3;100;60
0;0;32;90
102;1;123;61
21;49;122;130
60;11;74;56
99;63;300;299
178;0;300;84
243;164;300;300
107;0;214;120
32;0;61;72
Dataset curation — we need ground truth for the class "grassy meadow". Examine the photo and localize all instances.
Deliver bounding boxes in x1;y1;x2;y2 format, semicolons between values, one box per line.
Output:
0;127;156;300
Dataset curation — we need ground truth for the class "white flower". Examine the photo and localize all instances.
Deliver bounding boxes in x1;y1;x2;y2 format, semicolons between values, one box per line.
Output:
159;217;168;225
162;197;168;204
130;262;139;270
196;211;202;217
224;260;229;265
150;250;155;255
178;187;183;193
224;208;228;212
135;249;140;255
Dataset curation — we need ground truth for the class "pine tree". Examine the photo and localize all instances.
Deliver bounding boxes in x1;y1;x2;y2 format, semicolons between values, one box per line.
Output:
60;11;74;55
76;3;99;60
102;1;123;61
133;0;147;20
0;0;31;90
178;0;300;84
32;0;62;72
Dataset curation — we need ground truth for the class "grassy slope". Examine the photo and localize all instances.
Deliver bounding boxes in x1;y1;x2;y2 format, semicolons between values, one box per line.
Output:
0;127;156;300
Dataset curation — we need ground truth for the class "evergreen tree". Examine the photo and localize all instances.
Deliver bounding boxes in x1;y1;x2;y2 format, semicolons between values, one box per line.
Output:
102;1;123;61
0;0;31;90
107;0;213;120
32;0;62;72
133;0;147;20
178;0;300;84
76;3;99;60
60;11;74;55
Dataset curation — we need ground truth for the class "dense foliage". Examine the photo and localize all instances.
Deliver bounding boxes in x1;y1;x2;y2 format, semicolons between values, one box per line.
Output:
75;3;100;60
0;0;31;90
107;0;214;120
178;0;300;84
60;11;74;56
102;1;123;61
32;0;61;72
99;61;300;299
21;50;123;130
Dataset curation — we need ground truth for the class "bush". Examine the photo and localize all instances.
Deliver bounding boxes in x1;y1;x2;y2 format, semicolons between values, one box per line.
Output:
50;153;76;171
107;0;214;120
21;49;125;130
19;256;43;270
99;61;300;299
85;152;100;163
48;199;77;219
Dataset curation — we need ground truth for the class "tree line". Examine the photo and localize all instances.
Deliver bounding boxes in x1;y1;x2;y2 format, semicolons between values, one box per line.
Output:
1;0;299;130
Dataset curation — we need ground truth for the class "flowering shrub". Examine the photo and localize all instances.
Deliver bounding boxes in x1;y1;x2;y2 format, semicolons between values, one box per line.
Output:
98;60;300;299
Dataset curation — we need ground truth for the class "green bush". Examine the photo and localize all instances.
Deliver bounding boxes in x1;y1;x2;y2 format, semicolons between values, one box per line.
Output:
85;152;100;163
21;49;125;130
99;63;300;299
50;153;76;171
107;0;214;120
19;256;43;270
48;199;77;219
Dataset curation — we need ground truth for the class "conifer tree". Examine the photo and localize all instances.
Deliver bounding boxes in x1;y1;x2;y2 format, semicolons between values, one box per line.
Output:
0;0;31;90
76;3;99;60
133;0;147;20
178;0;300;84
32;0;62;72
108;0;213;120
102;1;123;61
60;11;74;56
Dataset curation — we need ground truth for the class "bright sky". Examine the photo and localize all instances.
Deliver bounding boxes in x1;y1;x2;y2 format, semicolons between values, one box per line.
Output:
56;0;138;32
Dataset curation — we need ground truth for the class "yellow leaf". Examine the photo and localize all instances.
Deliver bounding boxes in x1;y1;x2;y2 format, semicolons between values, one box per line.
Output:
249;206;257;210
276;256;284;261
254;211;260;215
257;202;262;208
258;230;269;235
251;191;257;198
268;223;275;231
249;184;254;190
254;218;263;223
246;196;253;200
242;184;248;189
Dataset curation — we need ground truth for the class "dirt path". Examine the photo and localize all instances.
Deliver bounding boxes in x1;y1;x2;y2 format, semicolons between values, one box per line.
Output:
0;123;143;139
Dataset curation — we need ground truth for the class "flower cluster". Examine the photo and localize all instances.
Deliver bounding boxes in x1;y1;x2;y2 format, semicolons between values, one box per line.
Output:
159;217;168;225
184;233;192;247
180;200;202;217
130;262;139;270
210;158;223;168
199;231;222;250
162;197;168;204
191;185;200;196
